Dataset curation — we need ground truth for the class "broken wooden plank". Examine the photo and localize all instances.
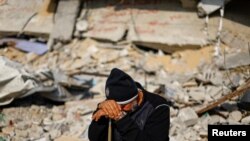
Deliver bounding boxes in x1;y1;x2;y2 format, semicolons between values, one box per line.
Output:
196;79;250;115
68;71;109;77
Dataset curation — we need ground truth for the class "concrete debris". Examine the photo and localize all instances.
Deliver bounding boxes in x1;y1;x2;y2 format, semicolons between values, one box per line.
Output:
208;115;227;124
206;86;223;100
197;0;227;17
0;56;37;105
80;0;219;51
76;20;88;32
0;56;92;105
50;0;81;41
217;51;250;69
197;80;250;115
0;36;249;141
221;30;250;52
196;64;224;85
241;116;250;124
177;107;199;127
0;0;248;53
186;87;206;102
164;82;188;104
143;55;164;73
83;23;127;42
228;111;242;122
0;0;54;36
0;1;249;141
0;99;96;141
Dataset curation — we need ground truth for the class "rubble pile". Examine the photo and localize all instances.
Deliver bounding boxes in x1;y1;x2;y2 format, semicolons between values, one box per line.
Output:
0;0;249;141
0;37;249;141
0;99;103;141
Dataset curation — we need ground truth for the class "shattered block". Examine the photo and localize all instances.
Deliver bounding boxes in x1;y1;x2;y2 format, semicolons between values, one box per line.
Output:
178;107;198;126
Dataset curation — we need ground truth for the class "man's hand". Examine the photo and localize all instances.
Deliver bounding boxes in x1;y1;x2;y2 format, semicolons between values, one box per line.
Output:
98;100;121;118
92;109;107;121
92;100;122;121
92;109;123;121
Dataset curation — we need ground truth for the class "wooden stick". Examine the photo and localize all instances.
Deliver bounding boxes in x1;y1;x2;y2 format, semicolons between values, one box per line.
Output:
196;79;250;115
108;119;112;141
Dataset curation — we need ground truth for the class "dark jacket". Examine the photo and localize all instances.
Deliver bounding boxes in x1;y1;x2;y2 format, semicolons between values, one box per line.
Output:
88;83;170;141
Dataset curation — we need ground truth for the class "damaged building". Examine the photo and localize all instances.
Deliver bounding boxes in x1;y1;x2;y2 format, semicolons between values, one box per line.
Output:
0;0;250;141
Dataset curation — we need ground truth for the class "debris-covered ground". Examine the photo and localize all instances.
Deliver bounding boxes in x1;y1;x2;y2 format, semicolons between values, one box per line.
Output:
0;0;250;141
0;38;249;141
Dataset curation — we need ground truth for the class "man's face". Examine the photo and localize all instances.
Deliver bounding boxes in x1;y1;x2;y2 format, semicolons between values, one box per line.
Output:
120;99;138;112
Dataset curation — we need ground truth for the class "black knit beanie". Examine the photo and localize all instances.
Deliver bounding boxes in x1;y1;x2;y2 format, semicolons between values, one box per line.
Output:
105;68;138;104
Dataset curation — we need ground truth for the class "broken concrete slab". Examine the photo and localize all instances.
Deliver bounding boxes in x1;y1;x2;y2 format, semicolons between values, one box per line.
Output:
83;23;127;42
178;107;199;126
51;0;81;41
217;51;250;69
76;0;250;54
221;30;250;51
127;22;214;48
0;0;54;36
197;0;227;17
80;0;218;52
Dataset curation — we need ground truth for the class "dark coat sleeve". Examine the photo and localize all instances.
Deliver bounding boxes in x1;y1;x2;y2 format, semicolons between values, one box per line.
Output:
88;116;109;141
115;105;170;141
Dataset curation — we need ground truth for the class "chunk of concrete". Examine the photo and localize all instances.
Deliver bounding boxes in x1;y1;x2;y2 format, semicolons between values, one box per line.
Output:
178;107;199;126
208;115;226;124
241;116;250;124
0;0;54;36
51;0;81;41
83;23;127;42
221;30;249;51
218;52;250;69
228;111;242;122
186;87;206;102
197;0;226;17
206;86;223;100
76;20;88;32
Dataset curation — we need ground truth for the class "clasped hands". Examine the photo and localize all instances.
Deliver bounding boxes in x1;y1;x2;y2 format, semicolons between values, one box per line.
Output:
92;100;124;121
